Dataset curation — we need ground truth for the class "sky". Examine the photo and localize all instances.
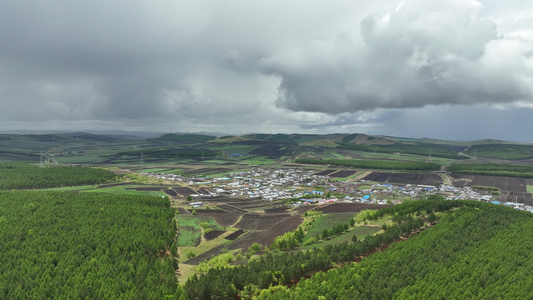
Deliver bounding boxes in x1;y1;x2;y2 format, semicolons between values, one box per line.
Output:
0;0;532;141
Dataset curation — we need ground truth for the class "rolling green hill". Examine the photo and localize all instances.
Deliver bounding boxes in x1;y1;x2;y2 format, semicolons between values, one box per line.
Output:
155;133;216;143
255;202;533;299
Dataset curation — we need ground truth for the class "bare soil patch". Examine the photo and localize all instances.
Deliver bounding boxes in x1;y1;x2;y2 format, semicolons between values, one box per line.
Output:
225;230;245;240
97;182;134;188
234;213;290;230
194;210;241;227
363;172;443;186
452;174;533;205
229;215;303;250
125;187;164;191
329;170;357;178
163;189;178;196
204;230;225;241
315;169;338;176
264;206;289;213
217;204;248;214
177;207;190;215
175;187;196;196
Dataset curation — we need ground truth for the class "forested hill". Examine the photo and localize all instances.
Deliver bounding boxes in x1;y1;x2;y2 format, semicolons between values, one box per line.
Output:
0;162;117;189
255;202;533;299
185;200;533;299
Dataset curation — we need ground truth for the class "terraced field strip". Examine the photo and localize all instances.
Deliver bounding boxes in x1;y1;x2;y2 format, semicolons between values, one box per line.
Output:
329;170;357;178
315;169;338;176
303;213;356;242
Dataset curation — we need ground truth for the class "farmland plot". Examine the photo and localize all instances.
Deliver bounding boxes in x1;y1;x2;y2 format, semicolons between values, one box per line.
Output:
235;213;291;230
317;203;391;214
315;169;338;176
363;172;443;186
249;144;295;159
194;209;241;227
229;215;303;251
452;174;533;205
329;170;357;178
303;213;356;242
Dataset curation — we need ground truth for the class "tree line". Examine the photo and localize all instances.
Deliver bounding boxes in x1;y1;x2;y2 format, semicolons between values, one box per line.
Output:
295;158;441;171
449;163;533;178
0;162;117;189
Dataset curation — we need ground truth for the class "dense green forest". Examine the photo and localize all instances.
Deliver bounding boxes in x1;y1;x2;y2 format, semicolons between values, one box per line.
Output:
449;163;533;178
0;191;185;299
0;162;117;189
295;158;440;171
253;202;533;299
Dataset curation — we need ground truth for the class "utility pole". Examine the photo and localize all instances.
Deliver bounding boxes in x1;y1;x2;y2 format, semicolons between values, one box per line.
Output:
40;150;43;167
141;151;144;164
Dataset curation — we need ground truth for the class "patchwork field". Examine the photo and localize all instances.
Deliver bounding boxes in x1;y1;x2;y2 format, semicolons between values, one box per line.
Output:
452;174;533;205
362;172;443;186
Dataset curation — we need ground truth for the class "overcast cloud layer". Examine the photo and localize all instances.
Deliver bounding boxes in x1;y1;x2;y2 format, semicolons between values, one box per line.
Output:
0;0;532;141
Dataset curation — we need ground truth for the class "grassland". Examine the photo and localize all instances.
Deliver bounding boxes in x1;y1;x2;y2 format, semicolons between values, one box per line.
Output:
83;186;168;197
527;186;533;194
303;213;356;242
299;226;382;250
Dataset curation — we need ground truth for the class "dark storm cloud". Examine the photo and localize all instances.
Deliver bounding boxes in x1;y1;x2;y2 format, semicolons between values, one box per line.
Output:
0;0;531;137
0;0;204;122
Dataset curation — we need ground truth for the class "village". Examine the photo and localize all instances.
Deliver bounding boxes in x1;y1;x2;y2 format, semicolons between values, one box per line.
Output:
140;167;533;213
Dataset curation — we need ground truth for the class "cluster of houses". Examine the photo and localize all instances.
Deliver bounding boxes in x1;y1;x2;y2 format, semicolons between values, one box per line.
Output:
140;172;184;182
210;168;324;201
141;167;533;213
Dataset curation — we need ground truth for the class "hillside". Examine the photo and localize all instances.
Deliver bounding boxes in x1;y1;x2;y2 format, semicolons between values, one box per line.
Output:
185;199;533;299
2;131;533;165
255;201;533;299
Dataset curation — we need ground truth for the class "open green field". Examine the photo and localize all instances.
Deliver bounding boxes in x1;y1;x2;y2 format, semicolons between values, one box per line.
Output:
527;186;533;194
139;167;170;172
300;225;382;250
160;168;185;174
42;185;100;192
44;183;171;197
177;215;224;247
83;186;168;197
303;213;356;242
